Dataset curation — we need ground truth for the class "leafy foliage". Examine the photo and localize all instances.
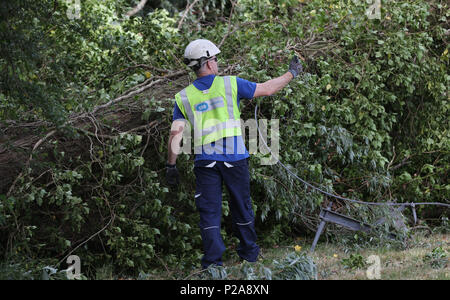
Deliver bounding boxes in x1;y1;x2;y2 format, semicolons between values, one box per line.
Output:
0;0;449;278
340;253;367;270
423;246;448;269
197;252;317;280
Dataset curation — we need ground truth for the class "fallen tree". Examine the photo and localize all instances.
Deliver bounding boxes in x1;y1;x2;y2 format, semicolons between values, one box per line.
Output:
0;0;448;278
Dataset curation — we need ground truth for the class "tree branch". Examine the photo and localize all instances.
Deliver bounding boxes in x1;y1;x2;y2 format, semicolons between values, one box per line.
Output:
6;129;57;197
178;0;200;30
126;0;148;17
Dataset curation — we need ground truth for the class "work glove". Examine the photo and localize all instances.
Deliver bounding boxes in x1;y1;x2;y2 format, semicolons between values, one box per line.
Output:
288;55;303;78
166;163;180;186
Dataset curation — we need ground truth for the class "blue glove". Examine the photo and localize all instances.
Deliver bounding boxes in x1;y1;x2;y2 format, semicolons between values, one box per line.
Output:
288;55;303;78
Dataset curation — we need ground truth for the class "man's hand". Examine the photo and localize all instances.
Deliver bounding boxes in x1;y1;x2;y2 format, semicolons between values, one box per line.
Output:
288;55;303;78
166;163;180;186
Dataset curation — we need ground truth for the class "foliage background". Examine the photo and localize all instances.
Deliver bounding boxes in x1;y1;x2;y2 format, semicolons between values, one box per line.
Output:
0;0;448;278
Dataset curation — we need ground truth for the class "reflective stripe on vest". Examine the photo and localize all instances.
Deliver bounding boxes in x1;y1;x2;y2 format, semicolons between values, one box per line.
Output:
175;76;242;147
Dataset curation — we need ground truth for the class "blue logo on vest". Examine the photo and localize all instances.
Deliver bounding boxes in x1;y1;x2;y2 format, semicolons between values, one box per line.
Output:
195;102;209;112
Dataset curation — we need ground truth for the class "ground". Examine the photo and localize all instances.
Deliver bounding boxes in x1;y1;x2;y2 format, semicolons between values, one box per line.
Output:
143;230;448;280
299;232;448;280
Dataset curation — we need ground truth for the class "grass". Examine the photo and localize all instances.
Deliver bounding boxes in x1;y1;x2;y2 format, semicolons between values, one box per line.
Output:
267;231;449;280
138;230;449;280
25;230;444;280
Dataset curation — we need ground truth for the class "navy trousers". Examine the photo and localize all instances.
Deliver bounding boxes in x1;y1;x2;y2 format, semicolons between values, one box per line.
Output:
194;159;259;269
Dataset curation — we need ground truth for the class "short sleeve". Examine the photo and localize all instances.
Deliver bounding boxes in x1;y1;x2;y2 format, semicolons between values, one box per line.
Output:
236;77;257;100
172;102;186;122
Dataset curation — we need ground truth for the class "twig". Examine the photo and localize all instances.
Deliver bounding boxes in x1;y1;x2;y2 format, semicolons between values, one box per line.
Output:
183;268;209;280
140;121;158;157
126;0;148;17
72;79;163;122
74;120;159;141
54;215;114;269
7;129;56;197
390;156;412;171
124;120;159;135
84;64;169;87
154;252;175;279
74;69;187;122
74;126;115;140
118;64;171;75
387;146;396;170
218;63;238;75
177;0;200;30
219;0;236;47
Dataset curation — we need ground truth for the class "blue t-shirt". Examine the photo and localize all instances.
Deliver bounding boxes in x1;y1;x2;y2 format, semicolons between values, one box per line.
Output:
173;75;256;162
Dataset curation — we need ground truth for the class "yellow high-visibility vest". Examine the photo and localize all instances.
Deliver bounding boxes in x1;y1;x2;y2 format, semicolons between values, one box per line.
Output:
175;76;242;147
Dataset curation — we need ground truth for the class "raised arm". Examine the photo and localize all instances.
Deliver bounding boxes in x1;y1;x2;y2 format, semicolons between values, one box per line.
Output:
253;56;303;98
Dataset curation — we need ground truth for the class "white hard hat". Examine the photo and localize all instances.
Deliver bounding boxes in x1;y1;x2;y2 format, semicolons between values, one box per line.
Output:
183;39;221;68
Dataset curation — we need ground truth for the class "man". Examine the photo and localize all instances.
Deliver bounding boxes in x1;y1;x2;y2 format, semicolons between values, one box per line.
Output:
166;39;303;269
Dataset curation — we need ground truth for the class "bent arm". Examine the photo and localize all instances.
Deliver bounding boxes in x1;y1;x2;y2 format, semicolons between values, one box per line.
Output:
167;120;186;165
253;71;293;98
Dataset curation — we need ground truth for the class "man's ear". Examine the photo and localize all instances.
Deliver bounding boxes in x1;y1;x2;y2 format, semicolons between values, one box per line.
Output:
205;60;211;70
